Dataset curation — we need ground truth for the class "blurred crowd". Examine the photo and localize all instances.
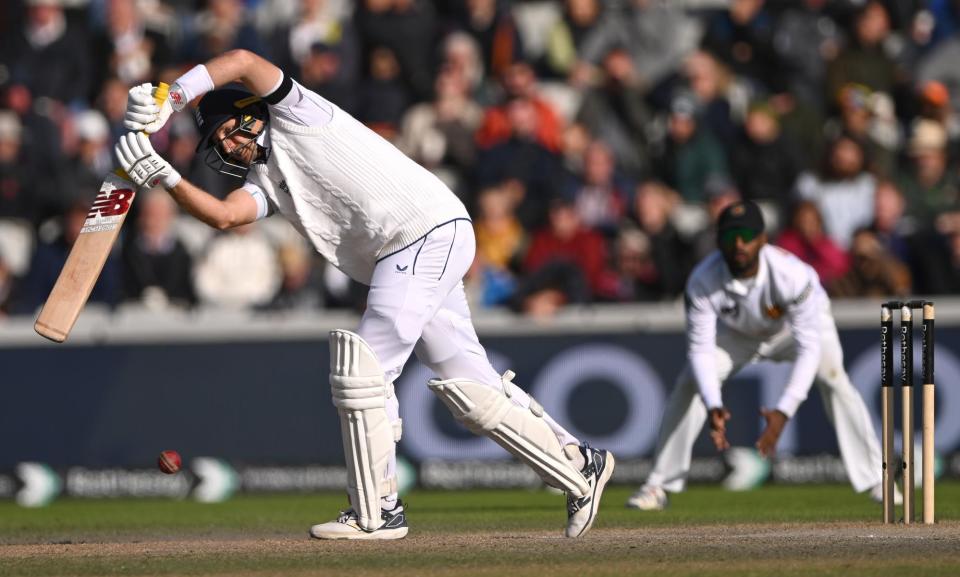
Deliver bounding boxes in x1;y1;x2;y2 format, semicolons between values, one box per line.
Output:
2;0;960;320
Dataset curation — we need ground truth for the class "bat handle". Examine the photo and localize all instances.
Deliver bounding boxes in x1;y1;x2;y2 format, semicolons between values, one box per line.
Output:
153;82;170;109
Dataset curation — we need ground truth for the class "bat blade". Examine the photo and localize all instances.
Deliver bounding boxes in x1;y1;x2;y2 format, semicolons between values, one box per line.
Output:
34;172;136;342
34;82;167;343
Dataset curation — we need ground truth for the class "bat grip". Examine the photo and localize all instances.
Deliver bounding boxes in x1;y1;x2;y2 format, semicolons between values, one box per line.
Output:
114;82;172;180
153;82;170;108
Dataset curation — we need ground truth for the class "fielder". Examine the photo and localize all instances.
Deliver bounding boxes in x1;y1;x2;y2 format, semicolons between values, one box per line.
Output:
115;49;613;539
626;200;895;510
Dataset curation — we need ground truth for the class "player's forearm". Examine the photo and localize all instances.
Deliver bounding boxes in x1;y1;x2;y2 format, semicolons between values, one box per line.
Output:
166;180;243;231
167;51;282;113
194;50;282;98
778;340;820;417
689;350;723;410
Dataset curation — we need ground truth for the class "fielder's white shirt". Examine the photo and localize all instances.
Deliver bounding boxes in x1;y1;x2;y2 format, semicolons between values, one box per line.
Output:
240;79;469;283
685;245;825;416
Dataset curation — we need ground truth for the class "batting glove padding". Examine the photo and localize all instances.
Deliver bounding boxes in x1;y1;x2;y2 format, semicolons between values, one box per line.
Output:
124;83;175;134
115;132;182;189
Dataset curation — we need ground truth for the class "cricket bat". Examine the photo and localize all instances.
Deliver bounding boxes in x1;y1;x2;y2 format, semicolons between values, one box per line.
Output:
34;83;169;343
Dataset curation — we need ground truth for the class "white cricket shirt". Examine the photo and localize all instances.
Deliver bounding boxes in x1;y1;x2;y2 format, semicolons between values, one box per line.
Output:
685;245;826;417
240;79;469;283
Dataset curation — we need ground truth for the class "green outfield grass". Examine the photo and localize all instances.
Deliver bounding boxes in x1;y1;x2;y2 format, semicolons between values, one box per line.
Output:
1;483;959;577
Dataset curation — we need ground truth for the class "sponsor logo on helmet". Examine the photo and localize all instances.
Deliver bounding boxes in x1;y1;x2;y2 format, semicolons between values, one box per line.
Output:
234;95;262;109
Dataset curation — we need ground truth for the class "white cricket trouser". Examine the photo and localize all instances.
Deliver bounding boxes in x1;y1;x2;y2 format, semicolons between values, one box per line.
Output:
356;219;579;505
646;309;883;494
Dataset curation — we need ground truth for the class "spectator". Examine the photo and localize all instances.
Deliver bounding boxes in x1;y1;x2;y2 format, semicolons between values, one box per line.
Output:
90;0;172;92
397;64;484;196
578;0;701;92
297;41;358;113
476;61;563;153
575;46;651;178
2;0;91;106
899;119;958;225
870;179;914;264
825;2;901;103
471;184;525;307
193;224;281;309
355;0;437;101
541;0;603;81
772;0;841;111
517;198;617;316
628;179;689;299
823;83;900;176
563;140;631;237
121;188;196;309
355;45;410;141
767;90;825;172
678;50;738;149
730;100;801;208
474;96;564;230
652;91;729;203
543;0;603;84
916;25;960;116
701;0;778;93
795;134;876;249
830;228;911;298
261;239;324;311
559;121;591;176
63;110;113;211
97;76;137;142
440;31;490;103
777;200;850;288
0;112;40;224
184;0;264;63
13;202;121;314
271;0;360;111
611;227;658;302
916;80;960;149
456;0;524;81
913;226;960;295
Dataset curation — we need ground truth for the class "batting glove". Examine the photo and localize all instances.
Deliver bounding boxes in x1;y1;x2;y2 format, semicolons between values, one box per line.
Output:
115;132;182;189
124;83;179;134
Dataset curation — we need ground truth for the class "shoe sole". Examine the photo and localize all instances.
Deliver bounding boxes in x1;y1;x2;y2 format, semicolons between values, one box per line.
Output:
309;527;409;540
566;451;616;538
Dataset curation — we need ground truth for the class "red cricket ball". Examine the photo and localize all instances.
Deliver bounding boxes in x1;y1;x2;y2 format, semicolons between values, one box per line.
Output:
158;450;182;474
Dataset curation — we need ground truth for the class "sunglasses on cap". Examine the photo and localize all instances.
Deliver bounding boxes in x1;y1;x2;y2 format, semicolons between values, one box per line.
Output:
719;227;760;248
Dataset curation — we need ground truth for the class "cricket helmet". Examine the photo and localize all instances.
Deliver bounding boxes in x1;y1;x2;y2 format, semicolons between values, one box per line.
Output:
194;87;269;178
193;87;268;152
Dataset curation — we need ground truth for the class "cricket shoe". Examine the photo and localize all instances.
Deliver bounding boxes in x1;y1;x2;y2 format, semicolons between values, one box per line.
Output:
625;485;668;511
869;484;904;506
565;443;615;538
309;500;408;540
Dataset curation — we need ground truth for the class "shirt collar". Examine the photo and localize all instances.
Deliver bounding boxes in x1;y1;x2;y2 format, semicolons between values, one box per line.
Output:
723;246;768;296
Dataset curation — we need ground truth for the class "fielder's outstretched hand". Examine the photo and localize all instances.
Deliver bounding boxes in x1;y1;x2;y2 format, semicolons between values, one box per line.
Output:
124;83;173;134
708;407;731;452
756;408;788;458
115;132;182;189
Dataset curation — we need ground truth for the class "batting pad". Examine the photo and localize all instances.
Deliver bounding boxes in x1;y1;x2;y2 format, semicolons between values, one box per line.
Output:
428;374;589;497
330;330;396;531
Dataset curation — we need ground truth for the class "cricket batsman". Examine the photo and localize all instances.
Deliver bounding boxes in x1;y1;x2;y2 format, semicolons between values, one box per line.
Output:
626;200;897;510
115;49;614;539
